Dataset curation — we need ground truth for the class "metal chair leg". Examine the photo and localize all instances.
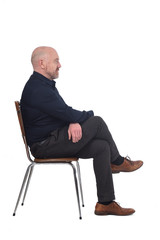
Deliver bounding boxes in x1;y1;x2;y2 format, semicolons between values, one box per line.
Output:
13;163;34;216
21;164;35;206
76;161;84;207
69;163;82;219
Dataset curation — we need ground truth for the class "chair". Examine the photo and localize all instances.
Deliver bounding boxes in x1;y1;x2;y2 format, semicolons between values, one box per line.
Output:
13;101;84;219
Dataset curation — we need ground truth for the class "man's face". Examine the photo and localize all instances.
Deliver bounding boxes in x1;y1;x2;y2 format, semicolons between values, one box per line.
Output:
45;50;61;80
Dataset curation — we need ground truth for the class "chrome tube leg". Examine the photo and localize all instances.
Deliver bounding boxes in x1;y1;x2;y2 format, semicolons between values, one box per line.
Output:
13;163;33;216
69;163;82;219
21;164;35;206
76;161;84;207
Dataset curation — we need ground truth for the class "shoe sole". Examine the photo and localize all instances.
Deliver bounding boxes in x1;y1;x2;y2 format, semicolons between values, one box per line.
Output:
94;211;135;216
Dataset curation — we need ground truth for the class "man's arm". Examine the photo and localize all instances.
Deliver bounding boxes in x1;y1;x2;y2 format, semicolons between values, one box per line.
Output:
33;86;94;124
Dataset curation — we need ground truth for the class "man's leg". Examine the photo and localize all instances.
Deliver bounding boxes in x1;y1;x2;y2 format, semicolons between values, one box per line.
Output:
76;139;115;202
80;116;120;163
30;116;138;216
31;116;121;161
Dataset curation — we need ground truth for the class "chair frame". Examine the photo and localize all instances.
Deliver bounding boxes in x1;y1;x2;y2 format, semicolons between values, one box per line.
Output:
13;101;84;219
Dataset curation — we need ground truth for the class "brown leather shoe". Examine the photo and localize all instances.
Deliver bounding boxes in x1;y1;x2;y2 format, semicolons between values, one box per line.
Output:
111;156;143;173
95;201;135;216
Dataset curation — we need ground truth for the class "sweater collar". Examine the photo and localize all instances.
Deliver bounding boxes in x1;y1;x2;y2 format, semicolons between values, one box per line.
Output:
33;71;56;87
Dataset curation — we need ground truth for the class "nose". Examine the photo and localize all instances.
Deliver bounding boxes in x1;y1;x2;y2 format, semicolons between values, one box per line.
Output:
58;62;61;68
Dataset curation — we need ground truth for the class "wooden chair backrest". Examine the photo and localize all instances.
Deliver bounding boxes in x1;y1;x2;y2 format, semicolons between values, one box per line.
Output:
15;101;26;140
15;101;33;162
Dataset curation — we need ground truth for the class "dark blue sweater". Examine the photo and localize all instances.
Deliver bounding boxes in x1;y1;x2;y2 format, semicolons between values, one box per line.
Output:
20;71;94;146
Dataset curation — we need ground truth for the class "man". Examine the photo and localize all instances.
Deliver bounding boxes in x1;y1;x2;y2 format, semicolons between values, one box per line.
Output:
21;46;143;216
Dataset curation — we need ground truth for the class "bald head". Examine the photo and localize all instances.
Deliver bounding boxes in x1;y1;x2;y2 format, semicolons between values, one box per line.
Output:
31;46;61;80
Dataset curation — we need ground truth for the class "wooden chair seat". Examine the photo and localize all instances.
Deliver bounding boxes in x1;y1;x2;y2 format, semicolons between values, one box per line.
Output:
34;157;78;163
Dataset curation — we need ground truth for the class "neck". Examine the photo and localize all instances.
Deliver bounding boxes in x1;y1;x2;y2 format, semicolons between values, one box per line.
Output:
34;69;52;81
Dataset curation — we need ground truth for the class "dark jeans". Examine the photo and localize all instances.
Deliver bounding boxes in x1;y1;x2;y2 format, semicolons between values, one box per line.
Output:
31;116;120;202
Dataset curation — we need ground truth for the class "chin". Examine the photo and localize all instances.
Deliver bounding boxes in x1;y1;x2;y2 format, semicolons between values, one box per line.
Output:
55;74;59;79
52;75;59;80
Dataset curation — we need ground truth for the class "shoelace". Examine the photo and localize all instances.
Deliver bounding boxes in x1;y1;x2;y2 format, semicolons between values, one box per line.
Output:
125;155;134;165
125;155;131;160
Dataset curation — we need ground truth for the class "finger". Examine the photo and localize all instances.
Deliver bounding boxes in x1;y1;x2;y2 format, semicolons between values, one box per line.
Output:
73;132;78;143
73;135;77;143
76;131;81;141
72;137;76;143
68;130;71;140
77;130;82;141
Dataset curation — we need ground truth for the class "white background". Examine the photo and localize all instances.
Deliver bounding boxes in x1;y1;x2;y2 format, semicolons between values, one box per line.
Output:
0;0;160;239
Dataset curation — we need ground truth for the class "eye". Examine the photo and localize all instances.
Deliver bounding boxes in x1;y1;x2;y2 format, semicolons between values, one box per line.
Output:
55;59;59;63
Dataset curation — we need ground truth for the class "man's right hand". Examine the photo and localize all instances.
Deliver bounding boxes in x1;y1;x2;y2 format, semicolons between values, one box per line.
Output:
68;123;82;143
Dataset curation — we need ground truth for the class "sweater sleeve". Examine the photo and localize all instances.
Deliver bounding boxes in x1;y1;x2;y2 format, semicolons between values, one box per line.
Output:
32;86;94;123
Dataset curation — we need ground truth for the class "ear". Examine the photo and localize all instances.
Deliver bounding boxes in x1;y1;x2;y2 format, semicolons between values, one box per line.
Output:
39;59;46;69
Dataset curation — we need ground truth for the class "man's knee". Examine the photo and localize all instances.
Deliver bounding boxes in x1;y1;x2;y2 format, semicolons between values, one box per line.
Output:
93;115;104;122
86;116;104;126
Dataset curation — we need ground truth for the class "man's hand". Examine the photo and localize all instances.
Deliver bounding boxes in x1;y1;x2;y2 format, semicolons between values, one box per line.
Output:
68;123;82;143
